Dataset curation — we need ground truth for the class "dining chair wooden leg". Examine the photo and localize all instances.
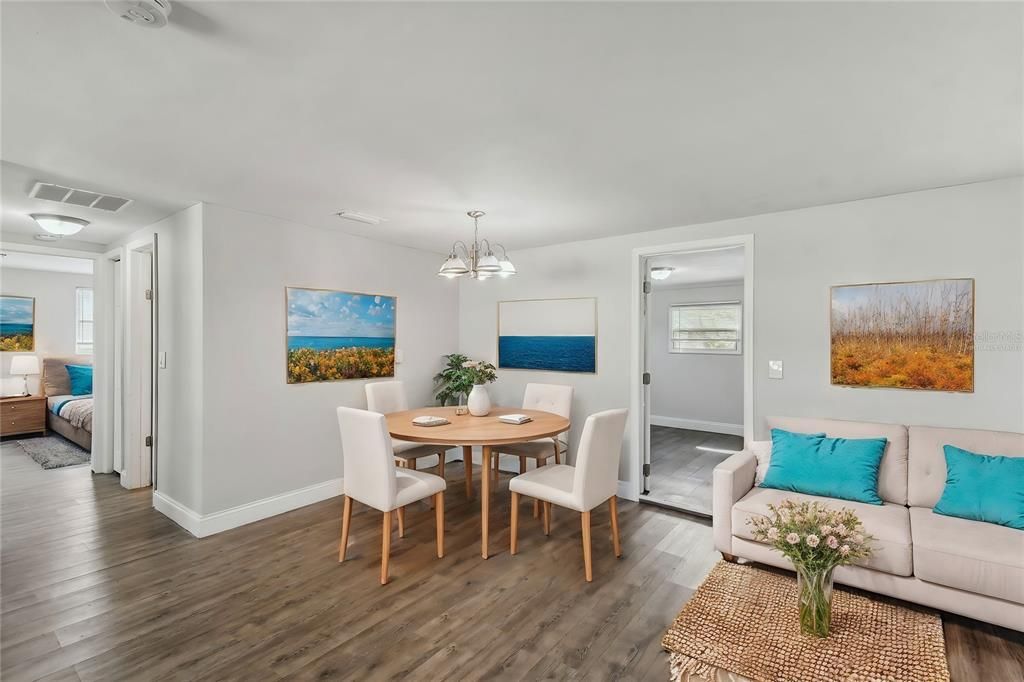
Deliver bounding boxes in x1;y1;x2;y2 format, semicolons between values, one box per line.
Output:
381;511;392;585
543;501;551;536
609;496;622;558
510;492;520;555
462;445;474;499
438;452;446;480
554;439;560;465
396;506;406;538
519;456;526;474
534;458;546;518
435;492;444;558
338;495;352;562
581;510;593;582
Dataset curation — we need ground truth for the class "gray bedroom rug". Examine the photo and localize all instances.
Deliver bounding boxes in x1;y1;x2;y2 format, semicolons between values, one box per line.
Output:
16;436;90;469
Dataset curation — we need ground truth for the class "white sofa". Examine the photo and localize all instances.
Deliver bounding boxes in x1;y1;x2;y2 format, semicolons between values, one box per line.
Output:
713;416;1024;632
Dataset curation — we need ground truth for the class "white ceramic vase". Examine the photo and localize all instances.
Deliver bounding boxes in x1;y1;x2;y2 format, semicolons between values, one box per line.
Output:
468;384;491;417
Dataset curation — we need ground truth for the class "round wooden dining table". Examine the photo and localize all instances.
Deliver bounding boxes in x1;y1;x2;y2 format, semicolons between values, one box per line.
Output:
386;406;571;559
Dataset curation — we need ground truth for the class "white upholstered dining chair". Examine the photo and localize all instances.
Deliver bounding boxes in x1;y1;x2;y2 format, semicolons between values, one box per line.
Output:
508;408;628;581
336;406;446;585
490;382;573;479
366;381;451;479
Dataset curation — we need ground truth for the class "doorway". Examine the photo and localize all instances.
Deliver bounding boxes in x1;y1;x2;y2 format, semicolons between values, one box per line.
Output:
631;236;753;516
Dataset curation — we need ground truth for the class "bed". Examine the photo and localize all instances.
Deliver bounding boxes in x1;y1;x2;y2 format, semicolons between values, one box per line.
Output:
41;356;93;451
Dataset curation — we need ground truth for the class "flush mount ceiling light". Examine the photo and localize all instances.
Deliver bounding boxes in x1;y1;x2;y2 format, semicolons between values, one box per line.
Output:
335;210;387;225
30;213;89;237
438;211;517;280
650;266;675;280
106;0;172;28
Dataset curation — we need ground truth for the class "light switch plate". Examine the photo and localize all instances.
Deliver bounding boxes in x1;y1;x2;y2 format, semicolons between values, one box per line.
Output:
768;360;783;379
395;349;403;364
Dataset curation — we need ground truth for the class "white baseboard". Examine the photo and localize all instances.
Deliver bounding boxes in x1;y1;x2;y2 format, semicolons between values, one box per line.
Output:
650;415;743;437
153;477;344;538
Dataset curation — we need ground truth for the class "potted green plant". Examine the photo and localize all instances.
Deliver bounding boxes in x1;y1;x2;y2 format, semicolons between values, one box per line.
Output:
747;499;874;637
433;354;474;407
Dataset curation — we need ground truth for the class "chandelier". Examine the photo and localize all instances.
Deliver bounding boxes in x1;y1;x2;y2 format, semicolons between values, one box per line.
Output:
437;210;516;280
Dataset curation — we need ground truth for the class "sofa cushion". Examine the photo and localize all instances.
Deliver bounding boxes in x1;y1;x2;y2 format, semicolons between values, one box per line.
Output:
766;416;908;505
910;507;1024;604
731;487;913;576
908;425;1024;509
761;428;886;505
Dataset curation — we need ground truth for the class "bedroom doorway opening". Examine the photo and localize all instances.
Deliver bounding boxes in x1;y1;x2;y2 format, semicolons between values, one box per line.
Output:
631;236;754;517
0;248;98;479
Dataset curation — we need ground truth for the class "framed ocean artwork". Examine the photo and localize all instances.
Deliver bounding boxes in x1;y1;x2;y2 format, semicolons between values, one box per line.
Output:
0;295;35;352
498;297;597;373
830;278;974;392
286;287;396;384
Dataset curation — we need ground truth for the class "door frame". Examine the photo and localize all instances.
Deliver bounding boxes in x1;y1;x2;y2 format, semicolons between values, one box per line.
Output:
628;234;755;501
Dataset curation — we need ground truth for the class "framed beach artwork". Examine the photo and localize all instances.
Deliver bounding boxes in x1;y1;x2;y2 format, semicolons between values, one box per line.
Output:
830;278;974;392
286;287;396;384
498;297;597;373
0;295;35;351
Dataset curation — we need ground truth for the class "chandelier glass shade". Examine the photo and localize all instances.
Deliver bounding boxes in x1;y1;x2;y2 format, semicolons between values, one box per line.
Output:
438;211;516;280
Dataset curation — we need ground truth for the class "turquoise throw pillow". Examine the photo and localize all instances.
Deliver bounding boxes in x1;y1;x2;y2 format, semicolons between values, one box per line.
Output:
65;364;93;396
933;445;1024;530
760;428;887;505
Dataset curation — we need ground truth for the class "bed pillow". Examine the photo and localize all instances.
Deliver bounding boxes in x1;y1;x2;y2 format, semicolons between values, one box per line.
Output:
65;364;93;396
933;445;1024;530
760;428;887;505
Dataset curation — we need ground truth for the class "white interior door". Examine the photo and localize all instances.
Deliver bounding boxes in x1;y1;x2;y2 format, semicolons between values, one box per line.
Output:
123;249;153;489
113;259;124;473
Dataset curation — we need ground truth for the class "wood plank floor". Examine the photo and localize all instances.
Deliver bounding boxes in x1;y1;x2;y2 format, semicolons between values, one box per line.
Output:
645;427;744;515
2;441;1022;681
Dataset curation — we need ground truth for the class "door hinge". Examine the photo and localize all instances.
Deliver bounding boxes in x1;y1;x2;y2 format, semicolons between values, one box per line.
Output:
643;463;651;477
145;289;153;301
145;436;153;447
642;280;652;294
642;372;651;385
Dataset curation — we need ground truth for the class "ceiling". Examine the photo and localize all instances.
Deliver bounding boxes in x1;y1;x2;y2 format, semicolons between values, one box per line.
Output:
2;2;1021;252
1;161;189;247
1;249;94;275
648;247;744;289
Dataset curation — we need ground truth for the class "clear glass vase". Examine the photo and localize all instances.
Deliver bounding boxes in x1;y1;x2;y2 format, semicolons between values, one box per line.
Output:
796;565;834;637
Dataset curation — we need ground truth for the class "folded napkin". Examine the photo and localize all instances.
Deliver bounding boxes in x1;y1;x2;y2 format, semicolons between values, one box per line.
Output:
498;413;533;425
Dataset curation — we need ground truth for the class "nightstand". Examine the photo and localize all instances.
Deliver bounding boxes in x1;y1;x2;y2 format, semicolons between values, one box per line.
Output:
1;395;47;438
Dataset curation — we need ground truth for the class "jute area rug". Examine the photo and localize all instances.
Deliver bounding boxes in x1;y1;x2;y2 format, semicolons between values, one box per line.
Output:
662;561;950;682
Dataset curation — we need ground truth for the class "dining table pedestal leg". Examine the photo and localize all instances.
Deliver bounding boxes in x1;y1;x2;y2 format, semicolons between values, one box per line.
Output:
463;445;474;500
481;444;492;559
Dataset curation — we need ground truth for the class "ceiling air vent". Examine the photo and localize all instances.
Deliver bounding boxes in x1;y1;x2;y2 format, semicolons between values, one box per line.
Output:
29;182;133;213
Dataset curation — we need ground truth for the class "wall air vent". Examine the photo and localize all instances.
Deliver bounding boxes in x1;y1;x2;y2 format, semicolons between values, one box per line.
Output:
29;182;133;213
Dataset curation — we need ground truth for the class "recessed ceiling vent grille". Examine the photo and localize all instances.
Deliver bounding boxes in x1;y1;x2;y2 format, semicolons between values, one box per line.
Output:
29;182;132;213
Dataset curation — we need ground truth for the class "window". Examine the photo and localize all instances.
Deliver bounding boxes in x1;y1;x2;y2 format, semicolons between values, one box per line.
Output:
76;287;94;354
669;301;742;354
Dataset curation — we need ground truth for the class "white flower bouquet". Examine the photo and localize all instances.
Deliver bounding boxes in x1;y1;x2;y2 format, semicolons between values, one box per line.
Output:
747;499;874;637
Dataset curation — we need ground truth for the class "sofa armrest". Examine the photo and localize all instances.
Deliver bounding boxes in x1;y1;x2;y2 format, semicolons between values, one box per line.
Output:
712;450;757;554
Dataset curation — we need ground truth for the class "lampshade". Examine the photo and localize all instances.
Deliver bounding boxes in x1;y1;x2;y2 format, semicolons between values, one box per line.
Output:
498;257;517;277
476;253;501;273
29;214;89;236
10;355;40;376
438;254;469;277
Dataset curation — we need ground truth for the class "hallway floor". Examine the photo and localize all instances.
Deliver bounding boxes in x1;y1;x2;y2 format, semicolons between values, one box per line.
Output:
644;426;744;515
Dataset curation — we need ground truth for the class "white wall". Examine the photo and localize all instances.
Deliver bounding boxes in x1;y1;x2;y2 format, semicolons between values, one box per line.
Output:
198;204;460;515
458;178;1024;489
1;267;93;395
102;204;205;506
650;283;744;431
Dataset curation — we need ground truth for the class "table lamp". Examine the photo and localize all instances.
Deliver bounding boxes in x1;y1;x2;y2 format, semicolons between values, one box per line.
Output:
9;355;40;396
